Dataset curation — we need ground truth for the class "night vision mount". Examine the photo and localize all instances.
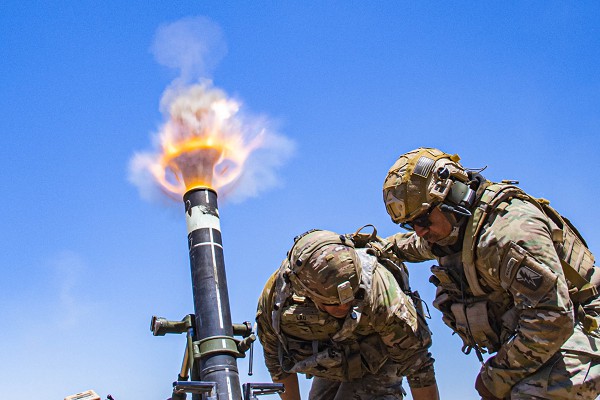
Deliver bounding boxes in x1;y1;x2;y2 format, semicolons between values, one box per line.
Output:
433;166;476;218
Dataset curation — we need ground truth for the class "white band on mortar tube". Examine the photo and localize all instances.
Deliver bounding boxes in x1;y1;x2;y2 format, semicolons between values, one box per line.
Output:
186;206;221;233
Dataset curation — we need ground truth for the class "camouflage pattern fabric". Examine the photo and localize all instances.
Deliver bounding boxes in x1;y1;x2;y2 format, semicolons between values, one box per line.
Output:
308;360;407;400
382;147;467;224
290;242;361;305
256;251;436;395
388;189;600;399
510;325;600;399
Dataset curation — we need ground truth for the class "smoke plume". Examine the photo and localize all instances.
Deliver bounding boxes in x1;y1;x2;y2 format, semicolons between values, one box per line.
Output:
129;16;294;204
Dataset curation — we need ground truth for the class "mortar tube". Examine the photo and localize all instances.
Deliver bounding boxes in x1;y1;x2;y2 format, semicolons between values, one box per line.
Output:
183;187;242;400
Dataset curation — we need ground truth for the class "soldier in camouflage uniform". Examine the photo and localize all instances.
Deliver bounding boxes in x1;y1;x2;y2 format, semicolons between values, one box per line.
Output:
256;229;439;400
382;147;600;399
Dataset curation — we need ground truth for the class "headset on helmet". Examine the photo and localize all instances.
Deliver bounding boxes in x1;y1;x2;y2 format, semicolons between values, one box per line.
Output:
287;229;361;305
382;147;477;225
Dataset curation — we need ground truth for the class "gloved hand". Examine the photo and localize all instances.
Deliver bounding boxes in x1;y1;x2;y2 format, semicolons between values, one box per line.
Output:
475;373;502;400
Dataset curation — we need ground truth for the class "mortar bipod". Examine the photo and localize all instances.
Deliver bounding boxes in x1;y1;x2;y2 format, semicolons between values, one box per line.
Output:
151;315;283;399
242;383;285;400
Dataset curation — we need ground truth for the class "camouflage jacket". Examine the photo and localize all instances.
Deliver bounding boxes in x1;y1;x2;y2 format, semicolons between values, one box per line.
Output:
256;250;436;389
387;183;600;398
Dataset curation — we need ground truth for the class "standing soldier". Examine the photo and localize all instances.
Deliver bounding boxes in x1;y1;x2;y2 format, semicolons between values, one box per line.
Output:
382;147;600;399
256;229;439;400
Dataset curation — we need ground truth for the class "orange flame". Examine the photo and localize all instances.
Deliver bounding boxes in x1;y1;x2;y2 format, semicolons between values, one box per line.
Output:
148;84;263;198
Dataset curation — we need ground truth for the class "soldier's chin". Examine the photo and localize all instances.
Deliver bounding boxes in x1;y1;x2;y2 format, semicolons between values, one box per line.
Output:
321;304;352;318
423;234;437;244
424;234;445;245
331;310;349;318
429;232;457;247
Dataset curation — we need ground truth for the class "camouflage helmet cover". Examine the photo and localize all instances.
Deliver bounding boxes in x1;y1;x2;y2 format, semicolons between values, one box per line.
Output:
382;147;467;223
288;230;360;305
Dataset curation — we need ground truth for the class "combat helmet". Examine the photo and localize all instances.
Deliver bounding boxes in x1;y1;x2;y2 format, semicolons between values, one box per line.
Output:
287;230;361;305
382;147;476;225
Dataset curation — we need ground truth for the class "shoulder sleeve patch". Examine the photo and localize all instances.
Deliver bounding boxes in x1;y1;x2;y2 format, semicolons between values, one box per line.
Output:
499;241;526;289
500;241;558;307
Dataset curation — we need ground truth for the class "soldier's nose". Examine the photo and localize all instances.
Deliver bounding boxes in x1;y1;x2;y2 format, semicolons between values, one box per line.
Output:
414;225;428;238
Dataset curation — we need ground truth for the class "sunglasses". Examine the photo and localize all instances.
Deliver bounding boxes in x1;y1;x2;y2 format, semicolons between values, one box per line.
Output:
401;204;438;231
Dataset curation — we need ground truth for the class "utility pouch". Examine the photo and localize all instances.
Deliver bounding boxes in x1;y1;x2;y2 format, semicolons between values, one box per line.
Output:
280;302;340;341
450;301;499;353
534;198;598;304
284;338;317;361
357;334;388;375
432;287;451;310
432;288;457;330
449;303;471;349
345;342;364;380
430;266;461;293
430;266;453;285
468;302;499;352
284;337;368;381
499;307;519;342
287;346;344;376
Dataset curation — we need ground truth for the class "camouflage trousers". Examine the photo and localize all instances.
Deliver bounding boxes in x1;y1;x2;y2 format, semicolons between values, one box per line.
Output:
510;326;600;399
308;361;406;400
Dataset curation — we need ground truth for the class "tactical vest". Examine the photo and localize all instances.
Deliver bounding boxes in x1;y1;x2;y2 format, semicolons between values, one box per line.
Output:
271;248;411;381
430;183;598;359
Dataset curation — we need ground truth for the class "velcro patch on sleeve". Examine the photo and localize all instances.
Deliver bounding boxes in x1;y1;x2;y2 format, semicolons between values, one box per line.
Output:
500;242;557;307
515;266;544;291
499;241;526;290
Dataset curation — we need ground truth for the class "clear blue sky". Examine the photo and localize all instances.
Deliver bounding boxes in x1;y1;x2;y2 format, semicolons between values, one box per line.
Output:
1;2;599;399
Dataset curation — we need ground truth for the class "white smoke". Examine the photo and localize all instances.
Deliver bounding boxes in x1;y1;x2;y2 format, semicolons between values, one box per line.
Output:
221;114;295;204
129;152;166;203
49;250;89;329
129;16;295;204
151;16;227;84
